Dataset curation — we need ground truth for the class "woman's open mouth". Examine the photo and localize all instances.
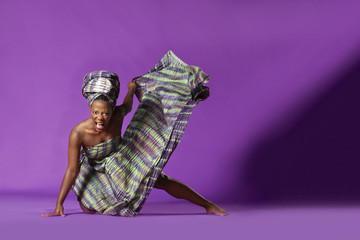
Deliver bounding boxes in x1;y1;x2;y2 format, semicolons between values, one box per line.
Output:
95;122;105;130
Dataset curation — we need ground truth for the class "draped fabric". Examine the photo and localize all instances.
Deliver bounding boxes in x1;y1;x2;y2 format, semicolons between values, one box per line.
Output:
72;50;210;216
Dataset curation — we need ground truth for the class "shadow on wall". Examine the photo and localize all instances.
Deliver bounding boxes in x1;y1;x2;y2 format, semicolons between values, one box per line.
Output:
240;54;360;204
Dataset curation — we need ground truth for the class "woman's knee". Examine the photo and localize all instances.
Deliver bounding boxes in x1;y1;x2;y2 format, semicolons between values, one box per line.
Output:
154;173;171;190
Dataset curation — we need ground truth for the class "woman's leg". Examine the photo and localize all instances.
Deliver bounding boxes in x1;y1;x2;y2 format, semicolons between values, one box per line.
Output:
154;172;228;216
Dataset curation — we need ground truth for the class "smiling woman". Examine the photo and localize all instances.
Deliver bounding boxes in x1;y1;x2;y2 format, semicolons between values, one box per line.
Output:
42;51;227;217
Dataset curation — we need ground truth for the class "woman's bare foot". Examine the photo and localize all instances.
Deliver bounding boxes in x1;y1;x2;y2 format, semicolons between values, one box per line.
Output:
205;202;228;216
153;173;229;216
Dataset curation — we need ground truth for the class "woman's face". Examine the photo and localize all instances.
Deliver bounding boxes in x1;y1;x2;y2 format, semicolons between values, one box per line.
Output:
90;100;113;132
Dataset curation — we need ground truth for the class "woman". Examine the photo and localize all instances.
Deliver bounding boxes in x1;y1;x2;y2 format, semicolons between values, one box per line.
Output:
42;51;227;217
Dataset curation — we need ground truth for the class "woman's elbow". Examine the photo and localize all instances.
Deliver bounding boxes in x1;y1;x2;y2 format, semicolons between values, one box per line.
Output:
67;167;80;177
122;105;132;116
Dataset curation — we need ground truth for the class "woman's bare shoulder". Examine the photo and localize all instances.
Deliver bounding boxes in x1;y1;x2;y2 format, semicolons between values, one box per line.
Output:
70;118;92;141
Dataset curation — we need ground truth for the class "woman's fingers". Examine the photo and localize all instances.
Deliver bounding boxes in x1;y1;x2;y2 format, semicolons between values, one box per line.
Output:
41;212;59;217
41;209;65;217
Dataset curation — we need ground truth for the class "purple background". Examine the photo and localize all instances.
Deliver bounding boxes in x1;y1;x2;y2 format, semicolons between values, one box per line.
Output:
1;0;360;204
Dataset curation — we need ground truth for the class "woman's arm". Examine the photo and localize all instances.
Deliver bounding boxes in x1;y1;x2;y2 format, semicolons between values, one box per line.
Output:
114;81;137;117
42;128;81;217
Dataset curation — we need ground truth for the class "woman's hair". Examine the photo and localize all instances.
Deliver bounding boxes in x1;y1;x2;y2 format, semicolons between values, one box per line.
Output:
94;95;109;102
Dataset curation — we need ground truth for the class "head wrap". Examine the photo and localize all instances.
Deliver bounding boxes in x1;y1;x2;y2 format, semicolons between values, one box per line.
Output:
82;70;120;110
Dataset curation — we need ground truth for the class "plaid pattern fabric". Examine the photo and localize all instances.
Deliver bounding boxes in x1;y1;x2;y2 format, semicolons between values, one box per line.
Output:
82;70;120;109
72;50;210;217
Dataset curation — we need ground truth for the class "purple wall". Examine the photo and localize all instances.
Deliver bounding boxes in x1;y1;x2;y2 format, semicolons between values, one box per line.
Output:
1;0;360;203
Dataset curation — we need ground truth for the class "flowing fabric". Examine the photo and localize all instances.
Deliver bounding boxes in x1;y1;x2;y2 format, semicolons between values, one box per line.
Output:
72;50;210;216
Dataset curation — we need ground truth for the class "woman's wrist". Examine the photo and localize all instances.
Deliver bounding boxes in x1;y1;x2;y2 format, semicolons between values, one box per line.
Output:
130;87;136;94
56;199;63;206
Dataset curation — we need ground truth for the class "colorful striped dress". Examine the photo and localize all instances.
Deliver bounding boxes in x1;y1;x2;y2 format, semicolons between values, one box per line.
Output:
72;50;210;216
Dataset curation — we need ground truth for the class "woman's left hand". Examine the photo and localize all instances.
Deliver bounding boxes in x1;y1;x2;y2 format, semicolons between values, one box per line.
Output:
41;205;65;217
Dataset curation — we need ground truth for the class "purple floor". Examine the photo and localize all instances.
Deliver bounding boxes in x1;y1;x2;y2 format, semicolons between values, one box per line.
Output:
1;193;360;240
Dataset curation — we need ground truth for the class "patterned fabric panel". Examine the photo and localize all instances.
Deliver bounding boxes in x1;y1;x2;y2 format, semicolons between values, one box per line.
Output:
83;135;122;161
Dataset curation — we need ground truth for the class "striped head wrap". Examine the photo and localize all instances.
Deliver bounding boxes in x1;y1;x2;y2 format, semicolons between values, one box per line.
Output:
82;70;120;110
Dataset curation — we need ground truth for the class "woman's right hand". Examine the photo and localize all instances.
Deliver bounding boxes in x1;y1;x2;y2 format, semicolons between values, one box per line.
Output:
41;205;65;217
